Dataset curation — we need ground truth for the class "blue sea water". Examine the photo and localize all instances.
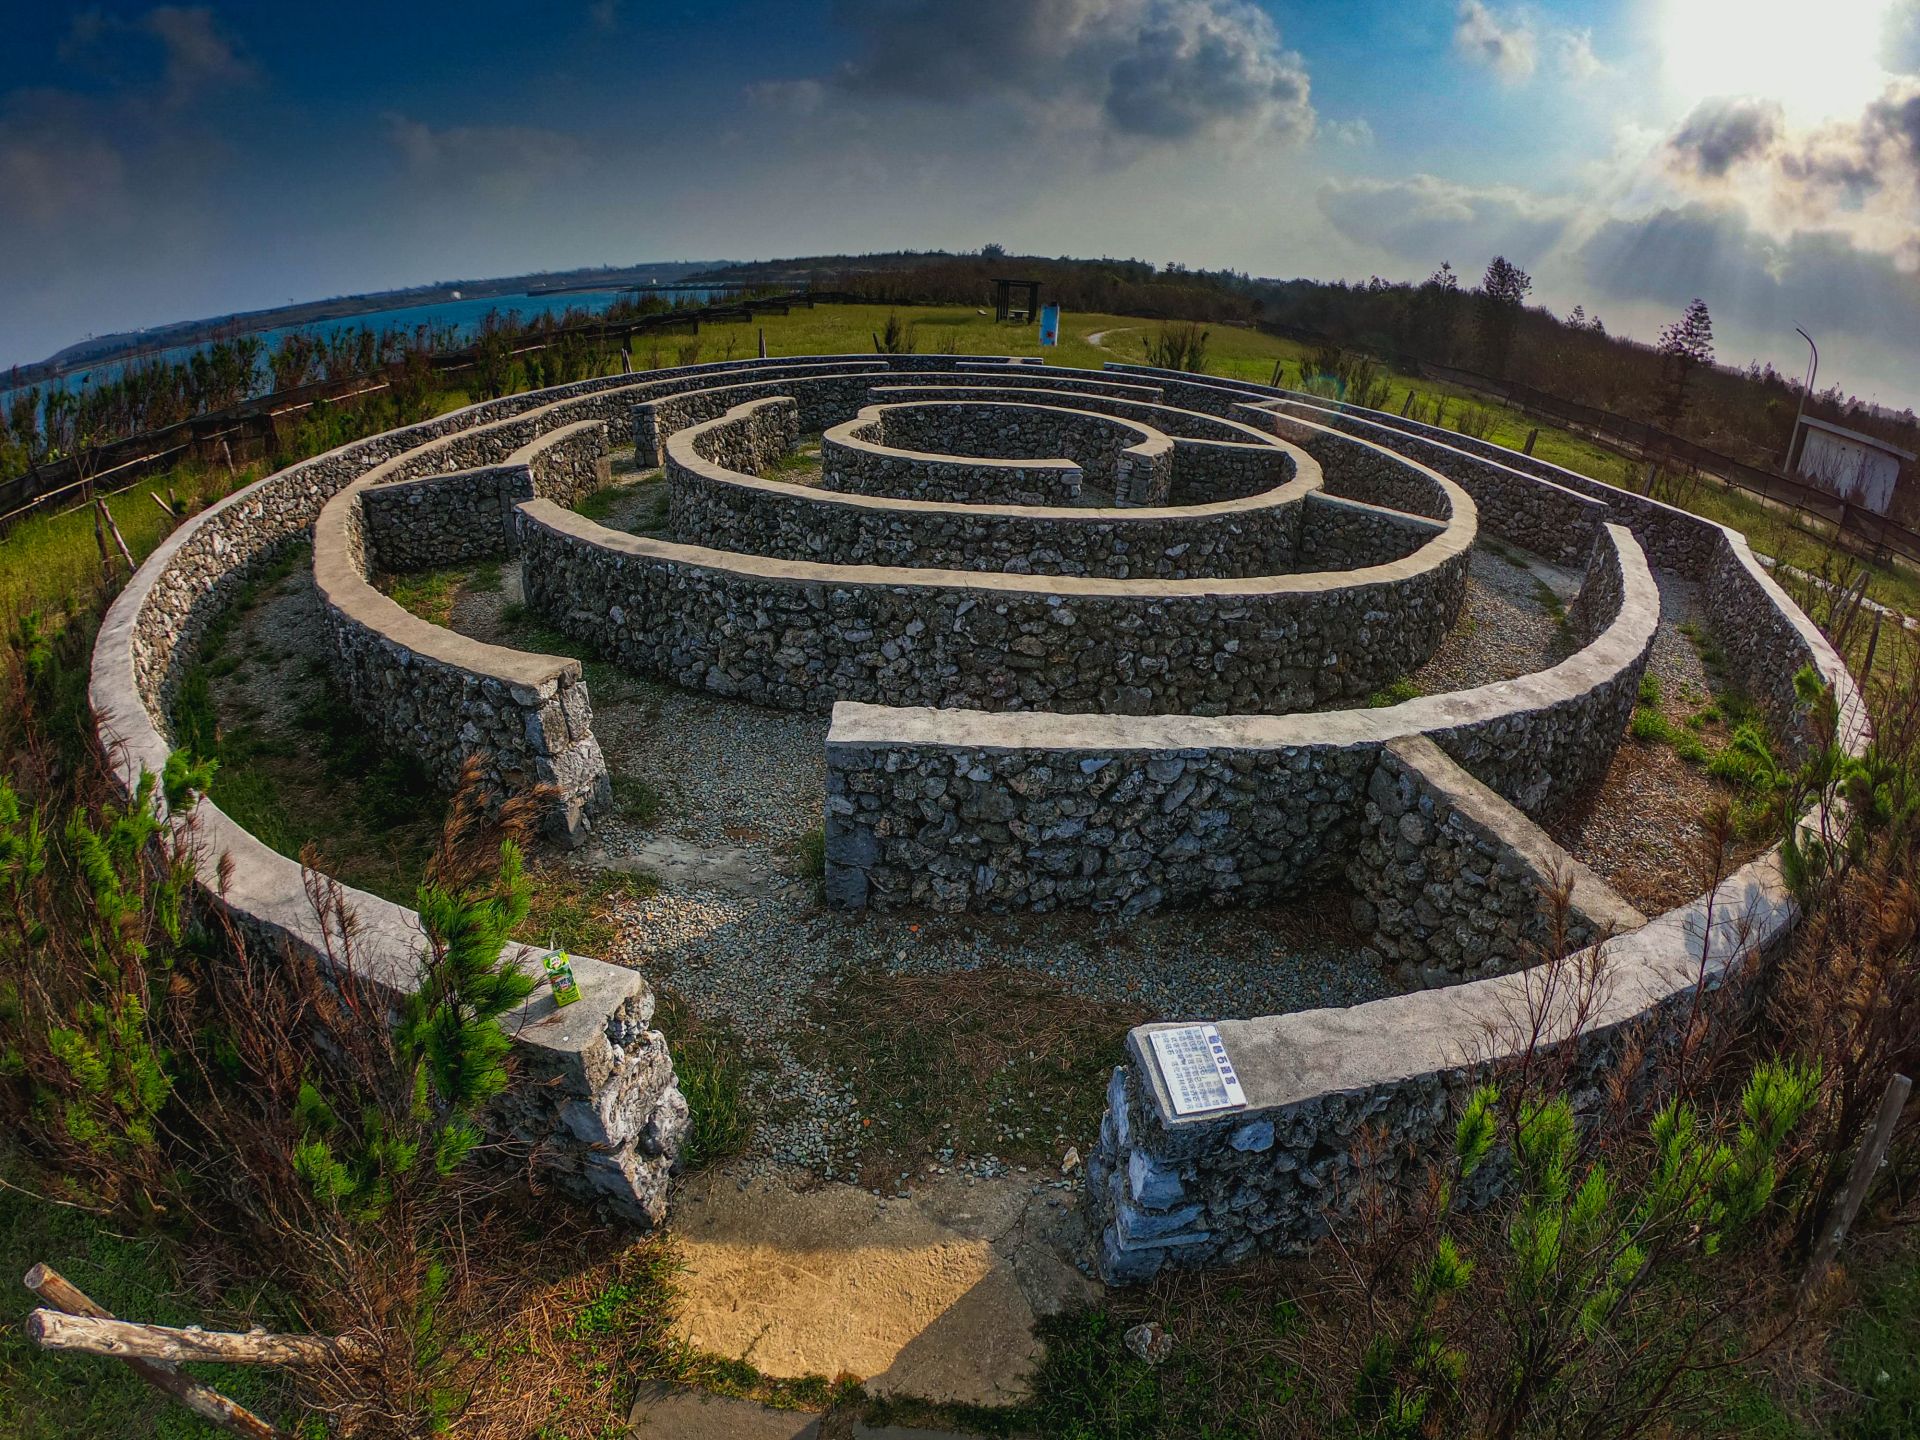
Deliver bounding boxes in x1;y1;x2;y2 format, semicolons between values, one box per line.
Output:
5;286;724;403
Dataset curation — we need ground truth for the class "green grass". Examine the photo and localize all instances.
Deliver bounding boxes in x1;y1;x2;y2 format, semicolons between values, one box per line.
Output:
1831;1235;1920;1438
382;567;460;627
1366;677;1424;708
650;991;754;1173
0;462;261;621
519;866;659;956
802;964;1140;1188
611;774;661;829
0;1154;293;1439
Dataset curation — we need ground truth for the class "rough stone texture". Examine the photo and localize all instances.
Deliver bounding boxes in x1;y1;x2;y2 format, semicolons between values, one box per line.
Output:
1295;490;1444;570
666;397;1314;581
631;365;1164;468
88;362;905;1224
823;402;1119;506
311;420;614;845
1074;362;1871;1286
1349;736;1646;987
360;462;534;571
1247;399;1609;567
518;492;1472;719
822;523;1655;916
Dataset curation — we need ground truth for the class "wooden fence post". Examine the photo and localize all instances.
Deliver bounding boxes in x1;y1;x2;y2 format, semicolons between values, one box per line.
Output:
23;1264;287;1440
1803;1073;1913;1300
1523;427;1538;455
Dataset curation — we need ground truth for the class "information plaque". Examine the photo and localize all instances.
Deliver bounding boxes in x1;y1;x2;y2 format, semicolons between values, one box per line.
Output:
1148;1024;1248;1117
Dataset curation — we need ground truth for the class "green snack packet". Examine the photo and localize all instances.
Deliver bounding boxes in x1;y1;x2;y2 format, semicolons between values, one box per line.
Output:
544;947;580;1007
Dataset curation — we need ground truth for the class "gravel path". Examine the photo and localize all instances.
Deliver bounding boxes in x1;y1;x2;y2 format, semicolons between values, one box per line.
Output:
1548;573;1760;915
1411;542;1573;694
579;683;1392;1178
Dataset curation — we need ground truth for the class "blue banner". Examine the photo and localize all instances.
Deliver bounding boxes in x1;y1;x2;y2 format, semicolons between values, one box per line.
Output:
1039;303;1060;346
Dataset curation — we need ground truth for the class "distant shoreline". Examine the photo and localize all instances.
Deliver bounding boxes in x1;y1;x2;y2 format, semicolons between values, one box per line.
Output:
6;260;723;385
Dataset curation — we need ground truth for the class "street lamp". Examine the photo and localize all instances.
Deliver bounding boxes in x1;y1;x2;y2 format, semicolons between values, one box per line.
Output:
1784;326;1817;473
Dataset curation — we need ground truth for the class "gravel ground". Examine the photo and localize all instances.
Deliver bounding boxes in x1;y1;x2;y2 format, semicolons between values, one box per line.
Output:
1549;573;1760;915
356;472;1766;1178
1410;542;1574;694
582;686;1391;1179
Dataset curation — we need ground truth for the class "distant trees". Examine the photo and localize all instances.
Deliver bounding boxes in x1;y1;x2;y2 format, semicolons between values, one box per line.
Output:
1656;297;1715;428
1477;256;1533;377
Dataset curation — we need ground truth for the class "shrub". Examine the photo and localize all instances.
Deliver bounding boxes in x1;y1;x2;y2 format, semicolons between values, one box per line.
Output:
1142;323;1210;373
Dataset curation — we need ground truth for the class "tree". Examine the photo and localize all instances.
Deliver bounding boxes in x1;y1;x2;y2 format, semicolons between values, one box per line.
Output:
1427;261;1460;291
1656;297;1715;429
1477;255;1532;377
979;242;1006;260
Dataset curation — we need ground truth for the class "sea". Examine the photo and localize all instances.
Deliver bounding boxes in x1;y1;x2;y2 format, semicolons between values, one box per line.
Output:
4;286;723;405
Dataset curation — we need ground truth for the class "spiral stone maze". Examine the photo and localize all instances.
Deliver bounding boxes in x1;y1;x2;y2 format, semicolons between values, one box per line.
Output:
91;355;1867;1333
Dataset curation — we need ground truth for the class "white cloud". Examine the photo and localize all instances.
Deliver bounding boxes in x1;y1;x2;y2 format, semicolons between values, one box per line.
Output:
1454;1;1537;81
1322;117;1375;147
786;0;1316;153
1318;172;1578;267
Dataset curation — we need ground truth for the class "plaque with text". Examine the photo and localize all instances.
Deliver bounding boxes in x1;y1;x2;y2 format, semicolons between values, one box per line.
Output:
1149;1024;1248;1117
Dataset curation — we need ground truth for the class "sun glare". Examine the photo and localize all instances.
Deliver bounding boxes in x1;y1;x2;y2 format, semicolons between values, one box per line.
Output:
1660;0;1894;124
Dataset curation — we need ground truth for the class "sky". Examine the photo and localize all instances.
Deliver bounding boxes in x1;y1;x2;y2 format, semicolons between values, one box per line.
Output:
2;0;1918;408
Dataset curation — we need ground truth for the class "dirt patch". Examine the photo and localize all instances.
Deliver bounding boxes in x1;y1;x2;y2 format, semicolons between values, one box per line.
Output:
801;966;1144;1191
669;1163;1094;1408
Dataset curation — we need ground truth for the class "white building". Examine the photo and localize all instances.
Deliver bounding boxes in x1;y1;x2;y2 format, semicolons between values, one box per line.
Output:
1793;417;1914;516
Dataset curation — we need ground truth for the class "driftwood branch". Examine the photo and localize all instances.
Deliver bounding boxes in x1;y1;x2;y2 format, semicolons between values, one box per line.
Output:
26;1305;366;1367
1804;1072;1913;1298
22;1264;286;1440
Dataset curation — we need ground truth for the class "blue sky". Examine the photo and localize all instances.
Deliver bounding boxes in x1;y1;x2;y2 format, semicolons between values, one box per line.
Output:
3;1;1917;407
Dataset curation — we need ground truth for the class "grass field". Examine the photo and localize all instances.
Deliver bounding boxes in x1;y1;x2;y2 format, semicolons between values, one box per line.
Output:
5;301;1916;639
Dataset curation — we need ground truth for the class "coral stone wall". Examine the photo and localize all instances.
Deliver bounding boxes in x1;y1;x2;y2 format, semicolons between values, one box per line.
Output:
663;398;1313;581
1295;491;1446;570
360;463;534;571
516;493;1472;718
1248;401;1610;567
1349;736;1646;987
313;427;613;845
1076;362;1869;1286
630;365;1164;467
824;401;1177;505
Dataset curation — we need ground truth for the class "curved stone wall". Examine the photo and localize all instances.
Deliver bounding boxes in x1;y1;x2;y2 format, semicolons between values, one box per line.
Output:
311;421;614;846
631;365;1165;467
517;460;1473;717
1064;361;1870;1283
821;521;1655;912
90;351;1868;1272
822;401;1171;506
864;383;1295;503
666;397;1316;581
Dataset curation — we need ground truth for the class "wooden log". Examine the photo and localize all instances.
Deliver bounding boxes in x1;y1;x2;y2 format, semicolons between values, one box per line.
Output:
26;1307;365;1367
92;502;114;580
23;1265;287;1440
151;490;180;522
95;499;135;572
1804;1072;1913;1298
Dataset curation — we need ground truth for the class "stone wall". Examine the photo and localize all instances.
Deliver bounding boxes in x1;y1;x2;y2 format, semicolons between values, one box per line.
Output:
827;400;1174;504
820;523;1654;915
665;399;1314;581
361;463;534;571
631;366;1164;467
864;384;1293;504
1100;365;1727;575
95;363;878;1223
517;488;1472;718
1071;364;1871;1286
1349;736;1646;987
1296;491;1444;570
1247;400;1609;567
314;452;612;848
